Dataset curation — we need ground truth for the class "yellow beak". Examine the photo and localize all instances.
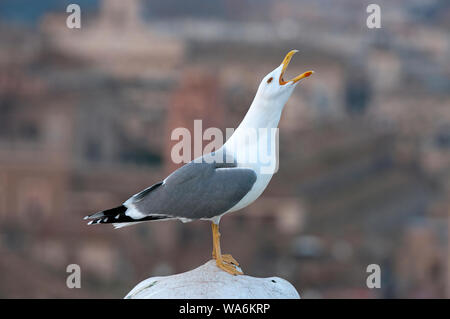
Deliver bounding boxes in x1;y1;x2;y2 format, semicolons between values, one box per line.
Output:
279;50;314;85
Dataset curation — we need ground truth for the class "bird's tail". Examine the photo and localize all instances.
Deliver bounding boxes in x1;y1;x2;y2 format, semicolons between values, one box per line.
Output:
84;205;167;229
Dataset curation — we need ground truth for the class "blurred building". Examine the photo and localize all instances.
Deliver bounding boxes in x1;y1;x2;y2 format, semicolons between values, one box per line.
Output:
0;0;448;298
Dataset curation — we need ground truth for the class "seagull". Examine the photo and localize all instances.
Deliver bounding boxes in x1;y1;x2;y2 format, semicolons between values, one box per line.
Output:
84;50;313;275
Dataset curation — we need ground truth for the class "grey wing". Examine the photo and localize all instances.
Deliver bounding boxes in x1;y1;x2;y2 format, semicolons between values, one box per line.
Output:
131;154;257;220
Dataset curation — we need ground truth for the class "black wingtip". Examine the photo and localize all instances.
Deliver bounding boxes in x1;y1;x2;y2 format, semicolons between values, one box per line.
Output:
85;205;170;226
85;205;127;224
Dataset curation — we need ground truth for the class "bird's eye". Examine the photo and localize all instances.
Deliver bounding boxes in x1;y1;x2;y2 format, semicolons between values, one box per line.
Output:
267;77;273;84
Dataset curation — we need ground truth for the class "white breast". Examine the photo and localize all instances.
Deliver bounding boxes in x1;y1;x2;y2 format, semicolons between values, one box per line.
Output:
225;170;273;213
221;128;278;215
210;92;284;223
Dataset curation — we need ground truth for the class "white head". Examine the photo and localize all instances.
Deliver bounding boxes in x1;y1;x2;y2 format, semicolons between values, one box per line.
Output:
255;50;314;106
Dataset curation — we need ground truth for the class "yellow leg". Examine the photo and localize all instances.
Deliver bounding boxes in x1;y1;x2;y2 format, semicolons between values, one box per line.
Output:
212;244;239;266
211;223;243;275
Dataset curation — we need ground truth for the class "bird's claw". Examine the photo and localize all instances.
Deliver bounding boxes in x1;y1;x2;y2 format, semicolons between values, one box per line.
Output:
212;252;240;266
215;258;243;276
221;254;240;266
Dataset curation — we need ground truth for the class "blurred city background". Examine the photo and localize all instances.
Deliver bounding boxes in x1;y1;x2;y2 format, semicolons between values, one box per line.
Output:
0;0;448;298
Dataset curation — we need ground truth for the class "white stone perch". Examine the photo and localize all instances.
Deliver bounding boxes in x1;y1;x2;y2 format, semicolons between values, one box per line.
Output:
125;260;300;299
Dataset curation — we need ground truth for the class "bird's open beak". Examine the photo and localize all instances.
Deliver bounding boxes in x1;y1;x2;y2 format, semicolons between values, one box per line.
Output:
279;50;314;85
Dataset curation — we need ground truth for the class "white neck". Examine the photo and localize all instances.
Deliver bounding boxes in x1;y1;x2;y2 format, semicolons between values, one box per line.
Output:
224;95;284;150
